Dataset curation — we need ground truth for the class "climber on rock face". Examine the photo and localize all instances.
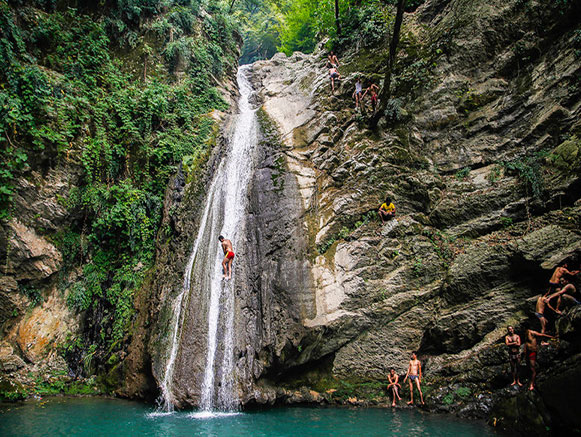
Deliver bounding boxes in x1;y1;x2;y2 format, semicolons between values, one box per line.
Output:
403;352;424;405
353;77;364;109
548;262;579;294
363;83;380;113
524;327;553;391
549;277;580;312
505;326;522;387
534;291;558;334
329;66;341;93
218;235;235;280
328;51;339;68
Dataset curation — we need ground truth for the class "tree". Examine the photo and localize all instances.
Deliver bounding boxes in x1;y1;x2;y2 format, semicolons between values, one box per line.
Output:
335;0;341;35
370;0;405;128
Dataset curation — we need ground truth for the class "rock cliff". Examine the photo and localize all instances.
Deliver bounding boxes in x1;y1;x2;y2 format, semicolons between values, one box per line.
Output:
237;0;580;433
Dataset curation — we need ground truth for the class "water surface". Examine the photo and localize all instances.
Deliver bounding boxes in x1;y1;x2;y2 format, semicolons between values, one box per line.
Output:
0;397;497;436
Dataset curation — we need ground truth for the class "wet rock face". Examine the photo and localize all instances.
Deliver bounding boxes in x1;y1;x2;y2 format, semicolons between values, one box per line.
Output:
243;0;581;432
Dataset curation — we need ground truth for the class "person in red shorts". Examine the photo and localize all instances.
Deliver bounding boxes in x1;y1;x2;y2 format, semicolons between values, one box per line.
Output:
524;327;553;391
219;235;235;280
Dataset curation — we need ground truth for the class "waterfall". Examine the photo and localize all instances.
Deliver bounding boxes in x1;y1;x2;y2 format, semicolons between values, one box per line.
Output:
159;66;258;412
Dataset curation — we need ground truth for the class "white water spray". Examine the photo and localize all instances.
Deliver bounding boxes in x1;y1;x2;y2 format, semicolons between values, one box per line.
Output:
159;66;259;412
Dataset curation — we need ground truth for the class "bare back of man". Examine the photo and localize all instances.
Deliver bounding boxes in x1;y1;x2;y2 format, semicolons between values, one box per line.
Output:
548;264;579;293
524;328;553;391
549;281;580;311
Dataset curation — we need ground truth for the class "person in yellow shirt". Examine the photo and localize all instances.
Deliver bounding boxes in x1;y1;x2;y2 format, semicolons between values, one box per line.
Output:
379;196;396;223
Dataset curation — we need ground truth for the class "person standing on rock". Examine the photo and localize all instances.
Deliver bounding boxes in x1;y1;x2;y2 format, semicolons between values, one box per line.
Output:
387;368;402;407
378;196;396;223
353;78;364;109
524;327;553;391
547;262;579;294
505;326;522;387
403;352;424;405
219;235;235;280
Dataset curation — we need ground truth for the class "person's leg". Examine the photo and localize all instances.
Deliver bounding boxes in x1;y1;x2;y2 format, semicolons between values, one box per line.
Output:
510;359;517;385
391;387;396;406
415;379;424;404
407;380;414;405
516;357;522;385
227;258;233;279
529;358;536;390
540;316;547;334
379;210;386;223
556;295;562;312
222;257;228;278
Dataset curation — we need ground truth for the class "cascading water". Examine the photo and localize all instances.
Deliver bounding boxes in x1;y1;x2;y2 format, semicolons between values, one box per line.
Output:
159;66;259;412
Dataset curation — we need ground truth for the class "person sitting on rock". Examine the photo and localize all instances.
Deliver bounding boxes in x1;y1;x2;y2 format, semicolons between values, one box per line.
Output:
363;83;380;112
524;326;553;391
505;326;522;387
328;51;340;68
353;78;364;109
549;277;581;312
378;196;396;223
219;235;235;280
403;352;424;405
387;368;402;407
547;262;579;294
329;66;341;93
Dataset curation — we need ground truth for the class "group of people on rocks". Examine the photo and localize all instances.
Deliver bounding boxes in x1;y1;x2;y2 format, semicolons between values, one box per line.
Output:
326;52;380;113
505;263;579;391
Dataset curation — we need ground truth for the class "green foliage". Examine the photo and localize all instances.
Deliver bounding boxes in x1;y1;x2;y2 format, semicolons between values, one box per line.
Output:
412;257;423;276
317;211;377;254
502;152;549;198
500;217;513;228
1;1;237;377
19;283;43;307
454;167;471;181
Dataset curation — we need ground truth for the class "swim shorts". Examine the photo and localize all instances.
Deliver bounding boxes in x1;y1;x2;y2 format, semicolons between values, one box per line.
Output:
528;351;537;361
226;251;235;260
409;375;419;381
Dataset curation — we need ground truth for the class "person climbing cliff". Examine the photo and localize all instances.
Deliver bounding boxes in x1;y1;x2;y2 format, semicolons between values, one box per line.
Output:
387;368;402;407
363;83;380;113
378;196;396;223
505;326;522;386
328;51;340;68
403;352;424;405
219;235;235;280
534;290;559;334
353;77;364;109
550;277;580;311
329;66;341;93
524;327;554;391
547;262;579;294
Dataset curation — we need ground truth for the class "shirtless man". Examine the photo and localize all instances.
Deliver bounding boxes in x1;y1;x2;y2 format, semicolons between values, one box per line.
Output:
328;51;339;68
329;66;341;93
548;262;579;294
524;327;553;391
549;277;580;312
387;368;402;407
363;83;380;112
534;291;559;334
218;235;235;280
403;352;424;405
505;326;522;386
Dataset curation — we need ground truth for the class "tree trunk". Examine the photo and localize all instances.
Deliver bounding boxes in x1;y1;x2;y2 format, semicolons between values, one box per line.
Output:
370;0;405;128
335;0;341;35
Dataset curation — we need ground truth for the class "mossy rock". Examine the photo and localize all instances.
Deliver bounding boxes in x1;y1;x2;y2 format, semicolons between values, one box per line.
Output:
0;377;27;401
552;136;581;172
